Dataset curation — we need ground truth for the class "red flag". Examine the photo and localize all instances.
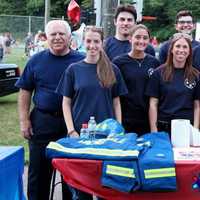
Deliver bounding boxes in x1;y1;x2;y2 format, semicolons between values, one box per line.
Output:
67;0;81;24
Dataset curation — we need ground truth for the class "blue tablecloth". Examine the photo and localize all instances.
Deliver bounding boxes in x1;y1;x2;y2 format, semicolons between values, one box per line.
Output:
0;146;26;200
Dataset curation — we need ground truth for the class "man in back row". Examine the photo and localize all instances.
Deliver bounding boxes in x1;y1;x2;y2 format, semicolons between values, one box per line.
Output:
104;4;155;61
159;10;200;64
193;44;200;71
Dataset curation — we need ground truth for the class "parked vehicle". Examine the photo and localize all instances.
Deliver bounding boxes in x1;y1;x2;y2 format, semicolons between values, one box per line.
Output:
0;63;20;97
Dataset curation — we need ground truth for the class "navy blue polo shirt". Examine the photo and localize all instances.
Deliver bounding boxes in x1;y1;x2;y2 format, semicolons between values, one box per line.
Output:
159;39;200;64
104;36;155;61
145;67;200;122
56;60;128;132
113;54;160;121
193;45;200;71
15;49;85;112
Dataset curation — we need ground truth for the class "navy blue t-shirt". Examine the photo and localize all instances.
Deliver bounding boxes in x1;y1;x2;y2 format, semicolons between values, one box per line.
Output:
56;60;128;132
146;67;200;122
113;54;160;121
159;39;200;64
15;49;85;111
193;45;200;71
104;36;155;61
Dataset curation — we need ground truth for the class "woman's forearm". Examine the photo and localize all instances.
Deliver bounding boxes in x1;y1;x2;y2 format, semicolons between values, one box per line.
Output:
62;96;75;132
193;100;200;129
113;97;122;123
149;97;159;132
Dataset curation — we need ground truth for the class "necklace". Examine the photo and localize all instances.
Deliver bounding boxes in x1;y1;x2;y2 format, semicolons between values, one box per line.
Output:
133;57;146;67
128;52;146;67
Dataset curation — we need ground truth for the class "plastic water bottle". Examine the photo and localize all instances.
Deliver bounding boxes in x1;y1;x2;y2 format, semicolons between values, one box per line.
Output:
80;123;89;139
88;116;97;140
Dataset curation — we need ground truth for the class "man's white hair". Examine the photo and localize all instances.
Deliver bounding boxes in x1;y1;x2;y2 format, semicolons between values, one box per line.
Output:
45;20;71;35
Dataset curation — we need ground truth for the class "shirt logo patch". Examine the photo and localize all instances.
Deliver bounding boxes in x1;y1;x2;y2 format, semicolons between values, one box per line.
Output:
148;68;154;77
184;79;196;89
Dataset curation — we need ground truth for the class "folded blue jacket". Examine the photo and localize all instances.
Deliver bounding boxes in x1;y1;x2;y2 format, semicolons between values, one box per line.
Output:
101;132;176;192
138;132;177;191
102;160;141;192
46;133;141;161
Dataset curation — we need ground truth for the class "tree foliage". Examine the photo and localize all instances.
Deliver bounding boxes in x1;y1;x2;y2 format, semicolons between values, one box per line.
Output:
0;0;27;15
26;0;44;16
0;0;200;41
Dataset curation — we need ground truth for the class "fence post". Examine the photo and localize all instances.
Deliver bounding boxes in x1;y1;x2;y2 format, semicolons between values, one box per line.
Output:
101;0;119;38
29;16;31;33
45;0;51;28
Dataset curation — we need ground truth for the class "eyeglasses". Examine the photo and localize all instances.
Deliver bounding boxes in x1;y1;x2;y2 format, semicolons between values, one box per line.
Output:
172;33;192;41
177;20;193;25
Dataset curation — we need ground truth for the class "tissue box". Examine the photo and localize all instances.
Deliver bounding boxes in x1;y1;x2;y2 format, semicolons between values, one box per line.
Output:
190;126;200;147
171;119;190;148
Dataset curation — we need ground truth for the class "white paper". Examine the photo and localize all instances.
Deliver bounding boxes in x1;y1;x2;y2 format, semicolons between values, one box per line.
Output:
173;147;200;161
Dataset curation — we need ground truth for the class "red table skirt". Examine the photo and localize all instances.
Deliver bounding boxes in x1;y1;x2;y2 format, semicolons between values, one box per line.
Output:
52;159;200;200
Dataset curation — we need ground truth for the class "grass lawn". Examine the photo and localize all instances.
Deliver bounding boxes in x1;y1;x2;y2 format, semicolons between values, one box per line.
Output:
0;45;29;162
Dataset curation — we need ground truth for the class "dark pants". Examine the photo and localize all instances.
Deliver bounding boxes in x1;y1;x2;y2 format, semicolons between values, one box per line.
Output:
0;47;3;60
122;118;150;136
28;141;53;200
157;120;171;136
28;108;72;200
76;190;93;200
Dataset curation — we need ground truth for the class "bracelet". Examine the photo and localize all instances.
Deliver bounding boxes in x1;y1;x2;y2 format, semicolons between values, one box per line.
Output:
68;129;76;135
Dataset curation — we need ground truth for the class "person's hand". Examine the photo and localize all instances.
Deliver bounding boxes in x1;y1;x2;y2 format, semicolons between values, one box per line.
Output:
20;119;33;139
151;129;158;133
69;130;79;138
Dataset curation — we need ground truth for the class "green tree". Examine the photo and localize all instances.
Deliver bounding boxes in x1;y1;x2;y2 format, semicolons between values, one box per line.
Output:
26;0;44;16
1;0;200;41
0;0;27;15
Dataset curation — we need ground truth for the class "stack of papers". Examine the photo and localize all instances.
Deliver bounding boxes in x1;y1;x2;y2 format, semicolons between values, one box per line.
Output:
173;148;200;161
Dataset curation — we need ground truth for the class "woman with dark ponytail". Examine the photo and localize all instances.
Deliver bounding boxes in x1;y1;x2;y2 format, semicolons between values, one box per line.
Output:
56;25;127;137
113;24;160;135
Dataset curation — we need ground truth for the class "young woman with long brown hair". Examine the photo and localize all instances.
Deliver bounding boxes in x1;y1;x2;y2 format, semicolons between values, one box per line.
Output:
146;33;200;134
56;26;127;137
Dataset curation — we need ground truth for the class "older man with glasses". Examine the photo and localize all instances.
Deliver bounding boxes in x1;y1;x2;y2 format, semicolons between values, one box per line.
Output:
159;10;200;65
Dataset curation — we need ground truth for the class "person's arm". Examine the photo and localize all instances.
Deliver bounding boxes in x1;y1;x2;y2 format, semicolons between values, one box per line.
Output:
113;97;122;123
193;100;200;129
145;44;155;57
62;96;79;138
149;97;159;132
158;42;168;65
18;89;33;139
193;46;200;70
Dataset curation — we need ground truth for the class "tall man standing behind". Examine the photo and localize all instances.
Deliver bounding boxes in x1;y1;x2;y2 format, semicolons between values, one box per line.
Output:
15;20;84;200
104;4;155;61
159;10;200;64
